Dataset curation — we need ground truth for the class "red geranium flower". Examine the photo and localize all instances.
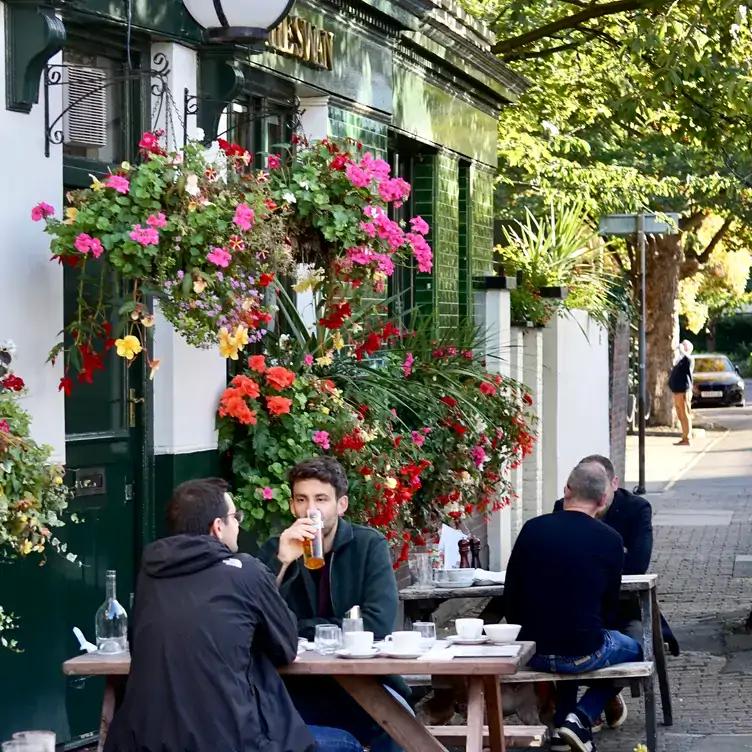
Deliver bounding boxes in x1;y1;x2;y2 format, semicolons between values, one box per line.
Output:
258;273;275;288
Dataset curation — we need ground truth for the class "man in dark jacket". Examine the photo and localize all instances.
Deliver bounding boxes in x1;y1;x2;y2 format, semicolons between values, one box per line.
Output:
104;478;361;752
259;457;407;752
668;339;695;445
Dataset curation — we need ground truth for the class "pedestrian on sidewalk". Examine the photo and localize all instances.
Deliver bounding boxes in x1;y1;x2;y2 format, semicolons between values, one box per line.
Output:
669;339;695;446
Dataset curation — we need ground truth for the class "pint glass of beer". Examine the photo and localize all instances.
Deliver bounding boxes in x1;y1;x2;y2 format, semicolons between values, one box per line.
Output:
303;509;325;570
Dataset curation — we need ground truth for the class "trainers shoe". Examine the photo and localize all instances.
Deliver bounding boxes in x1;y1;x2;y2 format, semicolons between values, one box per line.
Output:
591;717;603;733
558;712;595;752
604;694;628;728
550;731;571;752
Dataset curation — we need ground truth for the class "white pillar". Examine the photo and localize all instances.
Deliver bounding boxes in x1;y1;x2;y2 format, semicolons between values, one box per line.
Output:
521;328;544;522
0;5;65;460
508;325;525;539
484;287;512;571
150;43;226;459
299;96;330;141
150;43;198;149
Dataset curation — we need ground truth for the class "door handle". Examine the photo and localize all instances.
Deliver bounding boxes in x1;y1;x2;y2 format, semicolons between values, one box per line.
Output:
128;388;145;428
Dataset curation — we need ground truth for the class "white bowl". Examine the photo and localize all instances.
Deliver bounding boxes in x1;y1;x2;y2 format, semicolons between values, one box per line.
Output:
484;624;521;643
445;569;475;584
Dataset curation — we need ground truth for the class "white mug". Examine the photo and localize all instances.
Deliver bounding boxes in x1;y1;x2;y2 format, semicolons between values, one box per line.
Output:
455;618;484;639
385;631;422;653
344;630;374;653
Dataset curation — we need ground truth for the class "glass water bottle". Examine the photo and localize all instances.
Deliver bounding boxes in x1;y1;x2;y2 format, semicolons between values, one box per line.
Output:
95;570;128;654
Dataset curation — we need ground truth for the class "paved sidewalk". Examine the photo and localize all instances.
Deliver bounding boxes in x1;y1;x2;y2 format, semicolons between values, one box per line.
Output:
596;409;752;752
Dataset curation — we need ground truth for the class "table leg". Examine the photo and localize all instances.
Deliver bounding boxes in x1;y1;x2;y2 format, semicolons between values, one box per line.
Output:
97;676;119;752
483;676;506;752
651;589;674;726
335;676;448;752
638;589;659;747
466;677;485;752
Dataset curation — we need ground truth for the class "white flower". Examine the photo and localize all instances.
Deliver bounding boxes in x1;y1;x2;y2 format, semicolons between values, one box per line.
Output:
0;340;16;355
188;126;205;142
297;178;311;190
283;191;297;204
185;173;200;196
279;334;291;348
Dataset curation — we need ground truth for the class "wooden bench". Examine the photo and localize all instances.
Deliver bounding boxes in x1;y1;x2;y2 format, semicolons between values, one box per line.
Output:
427;724;548;748
411;662;657;750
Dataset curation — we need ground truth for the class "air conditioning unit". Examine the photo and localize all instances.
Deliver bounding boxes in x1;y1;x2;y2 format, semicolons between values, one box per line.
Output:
62;65;108;149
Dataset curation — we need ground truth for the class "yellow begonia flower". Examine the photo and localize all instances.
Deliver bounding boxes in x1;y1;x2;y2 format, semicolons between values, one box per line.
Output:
234;324;249;347
634;745;648;752
64;207;78;225
193;277;207;293
332;332;344;351
89;175;103;191
121;161;131;171
115;335;143;360
316;354;333;367
320;406;330;415
21;539;33;555
54;477;63;485
385;477;398;490
292;268;325;294
218;328;240;360
141;315;155;328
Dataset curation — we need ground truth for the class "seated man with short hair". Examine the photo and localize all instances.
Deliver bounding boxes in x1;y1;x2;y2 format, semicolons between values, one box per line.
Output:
259;457;410;752
504;462;643;752
104;478;361;752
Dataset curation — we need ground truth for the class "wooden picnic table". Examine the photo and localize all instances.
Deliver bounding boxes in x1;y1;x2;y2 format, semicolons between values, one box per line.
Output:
63;641;536;752
400;573;673;729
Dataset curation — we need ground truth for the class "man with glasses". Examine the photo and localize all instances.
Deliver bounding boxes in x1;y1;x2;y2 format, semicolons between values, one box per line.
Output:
104;477;361;752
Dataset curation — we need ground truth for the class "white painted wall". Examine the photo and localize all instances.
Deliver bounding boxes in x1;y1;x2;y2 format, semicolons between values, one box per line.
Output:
542;309;610;503
0;3;65;460
150;42;226;456
507;325;525;539
482;288;512;571
521;328;544;522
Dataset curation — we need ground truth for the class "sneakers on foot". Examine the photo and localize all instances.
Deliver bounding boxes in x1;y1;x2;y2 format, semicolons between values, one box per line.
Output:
558;712;595;752
604;694;628;728
550;731;571;752
591;717;603;733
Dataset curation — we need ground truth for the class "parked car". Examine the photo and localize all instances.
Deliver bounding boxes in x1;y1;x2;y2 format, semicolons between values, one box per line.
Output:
691;353;746;407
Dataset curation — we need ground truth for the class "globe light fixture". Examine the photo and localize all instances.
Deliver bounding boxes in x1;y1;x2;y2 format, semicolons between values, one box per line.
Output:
182;0;296;43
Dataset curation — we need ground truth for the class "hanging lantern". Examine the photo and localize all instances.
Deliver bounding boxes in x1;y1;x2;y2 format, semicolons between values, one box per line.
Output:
182;0;296;43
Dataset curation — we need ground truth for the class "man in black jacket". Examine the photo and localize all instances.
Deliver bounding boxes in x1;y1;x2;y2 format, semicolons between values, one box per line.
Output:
669;339;695;445
104;478;361;752
259;457;407;752
505;461;643;752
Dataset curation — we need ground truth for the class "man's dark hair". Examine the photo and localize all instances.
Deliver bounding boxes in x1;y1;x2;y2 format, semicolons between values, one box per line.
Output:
579;454;615;481
566;462;608;504
165;478;231;535
288;457;348;499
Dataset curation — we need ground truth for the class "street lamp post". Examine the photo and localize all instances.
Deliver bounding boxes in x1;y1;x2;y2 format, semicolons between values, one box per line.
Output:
599;212;680;496
182;0;296;43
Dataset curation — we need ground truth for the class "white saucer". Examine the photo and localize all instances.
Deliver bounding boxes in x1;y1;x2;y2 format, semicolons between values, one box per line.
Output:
336;648;380;659
379;649;424;659
446;635;489;645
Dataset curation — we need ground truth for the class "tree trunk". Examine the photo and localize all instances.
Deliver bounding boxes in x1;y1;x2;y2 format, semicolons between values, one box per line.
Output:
706;318;717;352
640;234;684;426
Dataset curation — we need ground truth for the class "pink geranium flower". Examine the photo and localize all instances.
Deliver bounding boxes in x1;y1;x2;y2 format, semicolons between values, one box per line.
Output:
105;175;130;194
267;154;281;169
130;224;159;247
207;247;232;267
304;354;314;366
313;430;331;450
31;202;54;221
0;420;9;433
147;212;167;228
233;203;255;231
411;430;426;448
410;216;430;235
402;353;415;378
262;487;274;500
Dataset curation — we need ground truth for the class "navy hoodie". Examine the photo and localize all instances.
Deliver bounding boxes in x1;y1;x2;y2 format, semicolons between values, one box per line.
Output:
104;535;314;752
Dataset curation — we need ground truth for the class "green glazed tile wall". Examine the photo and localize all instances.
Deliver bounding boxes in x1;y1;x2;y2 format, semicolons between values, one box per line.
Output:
435;151;460;333
458;162;470;321
469;164;495;277
411;156;436;316
328;106;388;159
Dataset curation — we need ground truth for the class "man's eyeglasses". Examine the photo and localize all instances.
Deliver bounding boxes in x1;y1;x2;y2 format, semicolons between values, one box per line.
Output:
225;510;244;524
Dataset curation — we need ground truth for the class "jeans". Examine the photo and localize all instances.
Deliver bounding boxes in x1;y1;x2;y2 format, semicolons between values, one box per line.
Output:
287;677;412;752
309;725;364;752
529;630;643;727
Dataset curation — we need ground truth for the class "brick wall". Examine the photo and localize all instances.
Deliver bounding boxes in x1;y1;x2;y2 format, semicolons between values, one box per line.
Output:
610;313;630;482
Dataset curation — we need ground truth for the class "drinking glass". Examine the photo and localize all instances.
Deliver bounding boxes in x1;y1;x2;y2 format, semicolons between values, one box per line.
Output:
314;624;342;654
3;742;33;752
408;553;431;588
412;621;437;649
12;733;55;752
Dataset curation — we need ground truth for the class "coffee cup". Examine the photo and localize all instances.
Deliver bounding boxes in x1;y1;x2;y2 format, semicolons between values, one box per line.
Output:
343;630;374;654
384;631;422;653
455;618;484;639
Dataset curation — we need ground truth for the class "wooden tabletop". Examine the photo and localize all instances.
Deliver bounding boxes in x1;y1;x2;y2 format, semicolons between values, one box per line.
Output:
63;642;536;678
399;573;657;601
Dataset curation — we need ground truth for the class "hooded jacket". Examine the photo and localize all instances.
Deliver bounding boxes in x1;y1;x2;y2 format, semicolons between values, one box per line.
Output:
104;535;315;752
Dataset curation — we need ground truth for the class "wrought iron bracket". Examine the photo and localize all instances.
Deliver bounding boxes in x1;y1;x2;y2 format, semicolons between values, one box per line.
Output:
43;54;171;158
5;3;66;113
